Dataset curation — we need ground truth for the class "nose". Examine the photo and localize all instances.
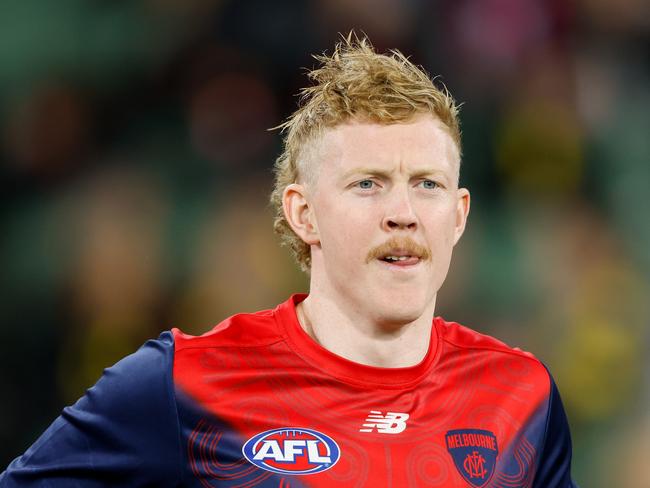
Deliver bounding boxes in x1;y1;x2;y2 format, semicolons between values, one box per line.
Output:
381;187;418;232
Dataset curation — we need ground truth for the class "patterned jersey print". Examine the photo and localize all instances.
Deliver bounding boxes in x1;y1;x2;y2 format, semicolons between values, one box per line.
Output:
1;294;576;487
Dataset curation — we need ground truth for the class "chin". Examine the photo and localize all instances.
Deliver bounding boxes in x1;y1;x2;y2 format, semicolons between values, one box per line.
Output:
369;295;429;327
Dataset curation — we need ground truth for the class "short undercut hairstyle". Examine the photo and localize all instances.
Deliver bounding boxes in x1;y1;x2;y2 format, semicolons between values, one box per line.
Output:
270;34;461;272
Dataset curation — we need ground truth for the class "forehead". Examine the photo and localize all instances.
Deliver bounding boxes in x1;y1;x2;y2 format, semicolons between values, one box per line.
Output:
313;115;460;179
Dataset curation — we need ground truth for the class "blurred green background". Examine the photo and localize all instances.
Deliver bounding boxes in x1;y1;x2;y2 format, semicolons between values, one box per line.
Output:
1;1;649;486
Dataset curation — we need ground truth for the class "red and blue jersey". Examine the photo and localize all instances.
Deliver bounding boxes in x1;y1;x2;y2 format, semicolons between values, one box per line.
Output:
1;294;576;487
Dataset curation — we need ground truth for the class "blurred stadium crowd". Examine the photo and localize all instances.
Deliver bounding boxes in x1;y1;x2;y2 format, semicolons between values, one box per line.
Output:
1;1;649;486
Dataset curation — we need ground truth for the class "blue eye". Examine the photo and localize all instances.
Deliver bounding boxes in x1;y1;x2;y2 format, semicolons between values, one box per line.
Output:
420;180;438;190
358;179;374;189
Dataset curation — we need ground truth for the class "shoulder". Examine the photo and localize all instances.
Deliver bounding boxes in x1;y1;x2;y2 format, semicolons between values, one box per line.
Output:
1;332;182;485
435;317;551;386
435;319;573;479
437;317;540;360
51;331;177;418
172;303;288;352
69;330;178;433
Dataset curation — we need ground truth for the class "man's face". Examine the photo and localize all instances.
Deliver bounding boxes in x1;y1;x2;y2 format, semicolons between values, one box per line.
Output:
290;115;470;326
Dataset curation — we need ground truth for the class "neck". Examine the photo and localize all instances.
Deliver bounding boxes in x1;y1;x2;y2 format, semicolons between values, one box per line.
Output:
295;290;436;368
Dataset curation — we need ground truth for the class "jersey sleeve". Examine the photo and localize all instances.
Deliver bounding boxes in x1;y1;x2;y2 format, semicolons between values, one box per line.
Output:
533;373;579;488
0;332;182;487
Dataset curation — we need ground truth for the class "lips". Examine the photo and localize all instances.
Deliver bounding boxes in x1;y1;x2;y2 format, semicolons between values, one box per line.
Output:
379;247;421;262
378;249;422;267
380;255;421;266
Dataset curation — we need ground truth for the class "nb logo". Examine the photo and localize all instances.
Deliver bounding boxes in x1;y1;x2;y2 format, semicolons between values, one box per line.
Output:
359;410;409;434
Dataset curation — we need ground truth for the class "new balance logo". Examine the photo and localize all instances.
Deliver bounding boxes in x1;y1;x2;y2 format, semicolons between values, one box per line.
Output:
359;411;409;434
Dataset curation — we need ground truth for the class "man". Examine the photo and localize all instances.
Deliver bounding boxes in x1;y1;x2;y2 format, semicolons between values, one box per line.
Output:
1;36;576;487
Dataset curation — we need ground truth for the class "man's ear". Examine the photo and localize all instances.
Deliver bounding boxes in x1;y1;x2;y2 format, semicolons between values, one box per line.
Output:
283;183;320;245
453;187;470;246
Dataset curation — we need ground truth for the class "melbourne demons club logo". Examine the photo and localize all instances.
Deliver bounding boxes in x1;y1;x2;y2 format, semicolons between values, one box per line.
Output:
445;429;498;488
242;428;340;475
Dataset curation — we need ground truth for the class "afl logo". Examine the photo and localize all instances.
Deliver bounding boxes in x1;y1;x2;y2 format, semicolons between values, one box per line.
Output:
242;428;340;475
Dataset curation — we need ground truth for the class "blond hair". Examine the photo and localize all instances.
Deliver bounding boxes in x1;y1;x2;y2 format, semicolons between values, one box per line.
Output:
270;34;461;272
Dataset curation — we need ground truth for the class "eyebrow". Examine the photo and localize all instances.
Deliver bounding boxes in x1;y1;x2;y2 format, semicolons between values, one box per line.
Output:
340;167;447;181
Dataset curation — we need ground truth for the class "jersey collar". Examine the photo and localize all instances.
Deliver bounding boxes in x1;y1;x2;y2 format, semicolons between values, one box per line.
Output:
275;293;442;388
